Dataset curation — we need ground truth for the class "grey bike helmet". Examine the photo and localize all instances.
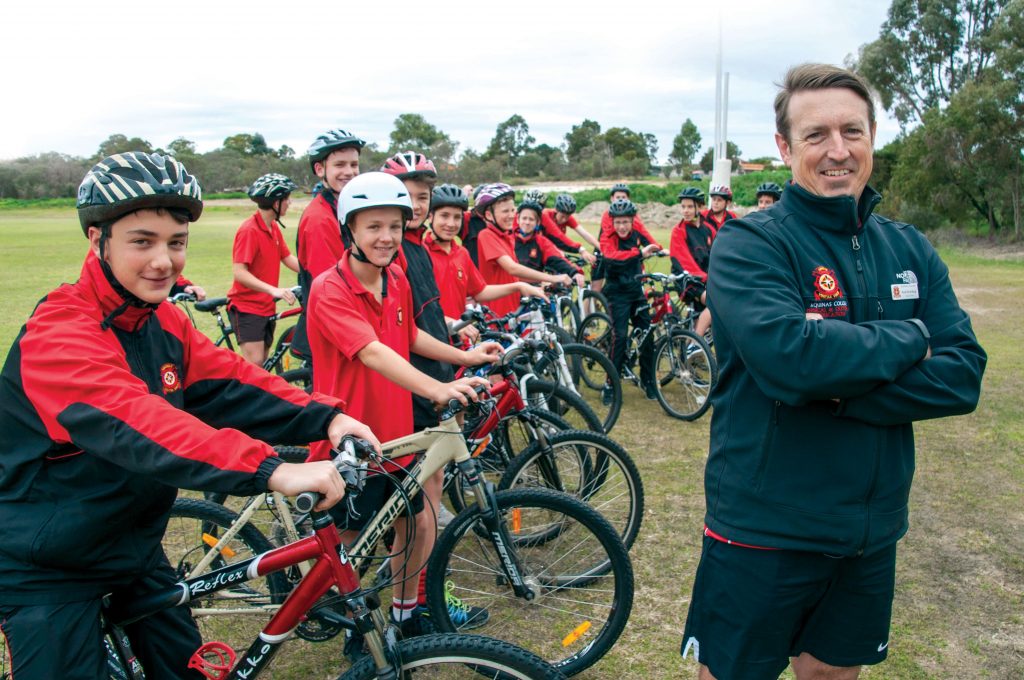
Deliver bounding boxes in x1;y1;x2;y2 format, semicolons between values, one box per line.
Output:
523;188;547;206
677;186;705;203
431;183;469;211
307;129;366;171
554;193;577;214
608;198;638;217
756;182;783;200
609;182;630;197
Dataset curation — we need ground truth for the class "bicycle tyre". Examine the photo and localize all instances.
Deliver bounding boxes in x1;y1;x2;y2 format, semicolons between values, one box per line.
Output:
534;343;621;432
278;366;312;391
268;325;296;375
424;487;634;677
653;329;717;421
163;498;290;647
341;633;566;679
581;289;611;319
520;378;604;434
498;430;644;551
448;408;576;515
558;297;580;338
575;312;614;358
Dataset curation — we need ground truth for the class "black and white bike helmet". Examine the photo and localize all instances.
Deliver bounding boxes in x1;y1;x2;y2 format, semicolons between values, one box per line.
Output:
248;173;297;201
307;129;366;171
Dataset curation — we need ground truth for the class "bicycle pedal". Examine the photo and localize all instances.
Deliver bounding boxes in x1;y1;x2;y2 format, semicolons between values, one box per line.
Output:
188;641;236;680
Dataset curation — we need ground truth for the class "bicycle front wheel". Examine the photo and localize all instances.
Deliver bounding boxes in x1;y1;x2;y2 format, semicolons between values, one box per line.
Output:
425;488;634;677
521;378;604;434
653;329;717;421
498;430;644;551
163;499;289;649
534;343;621;432
341;634;566;679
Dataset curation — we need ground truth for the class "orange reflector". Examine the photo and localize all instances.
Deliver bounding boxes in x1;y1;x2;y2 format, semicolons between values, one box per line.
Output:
562;621;592;647
202;534;236;558
471;436;491;459
511;508;521;534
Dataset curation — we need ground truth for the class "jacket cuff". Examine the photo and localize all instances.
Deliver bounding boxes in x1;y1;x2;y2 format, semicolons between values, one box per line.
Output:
254;456;285;492
905;318;930;342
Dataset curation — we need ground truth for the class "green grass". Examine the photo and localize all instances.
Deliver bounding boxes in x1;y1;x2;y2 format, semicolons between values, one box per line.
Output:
1;208;1022;679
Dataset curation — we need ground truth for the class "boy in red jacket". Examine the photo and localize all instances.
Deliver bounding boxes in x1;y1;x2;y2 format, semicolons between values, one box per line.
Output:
0;152;373;679
670;187;715;337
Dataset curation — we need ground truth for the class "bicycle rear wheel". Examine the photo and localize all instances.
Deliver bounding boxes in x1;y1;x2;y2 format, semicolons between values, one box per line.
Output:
653;329;716;421
424;488;634;677
163;498;289;649
534;343;621;432
341;634;565;679
520;378;603;434
581;289;610;319
498;430;644;551
576;312;614;357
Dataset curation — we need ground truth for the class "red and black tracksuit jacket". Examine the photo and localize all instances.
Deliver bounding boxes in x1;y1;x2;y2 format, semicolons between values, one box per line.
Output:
699;208;736;235
0;252;343;604
514;231;580;277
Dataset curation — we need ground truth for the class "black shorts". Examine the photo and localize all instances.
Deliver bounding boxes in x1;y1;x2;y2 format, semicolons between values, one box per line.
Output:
591;255;607;281
328;464;426;532
230;307;276;346
681;535;897;678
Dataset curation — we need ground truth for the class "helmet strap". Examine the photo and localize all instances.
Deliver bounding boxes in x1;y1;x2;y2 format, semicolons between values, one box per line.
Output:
94;229;159;329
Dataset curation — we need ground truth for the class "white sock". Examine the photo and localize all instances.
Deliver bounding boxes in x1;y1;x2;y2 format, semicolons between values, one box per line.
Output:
392;597;419;622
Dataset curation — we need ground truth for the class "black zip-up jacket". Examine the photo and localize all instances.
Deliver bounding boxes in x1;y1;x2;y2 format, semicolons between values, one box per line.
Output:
514;231;578;277
0;252;343;604
704;183;986;556
399;230;454;430
602;229;653;301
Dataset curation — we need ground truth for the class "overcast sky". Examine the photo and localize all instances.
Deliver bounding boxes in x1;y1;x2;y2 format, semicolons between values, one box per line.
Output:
3;0;899;164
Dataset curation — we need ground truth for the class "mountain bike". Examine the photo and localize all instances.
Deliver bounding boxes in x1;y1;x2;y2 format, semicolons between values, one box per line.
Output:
578;273;717;421
169;288;310;389
103;438;565;679
164;395;634;676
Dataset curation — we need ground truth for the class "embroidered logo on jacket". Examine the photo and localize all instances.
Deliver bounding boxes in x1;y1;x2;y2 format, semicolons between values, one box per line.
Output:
396;307;404;326
456;267;464;280
812;266;843;300
160;363;182;394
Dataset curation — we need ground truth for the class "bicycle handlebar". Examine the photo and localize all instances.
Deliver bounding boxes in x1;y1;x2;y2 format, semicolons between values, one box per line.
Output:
438;384;491;422
294;437;373;514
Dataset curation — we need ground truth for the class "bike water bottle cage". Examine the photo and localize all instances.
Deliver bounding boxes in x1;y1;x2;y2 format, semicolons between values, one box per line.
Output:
188;641;236;680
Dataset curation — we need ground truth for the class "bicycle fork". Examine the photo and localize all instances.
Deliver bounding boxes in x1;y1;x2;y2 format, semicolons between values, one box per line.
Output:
455;459;538;601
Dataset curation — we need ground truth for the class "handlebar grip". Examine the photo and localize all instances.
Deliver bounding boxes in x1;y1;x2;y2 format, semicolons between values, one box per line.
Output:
293;438;368;514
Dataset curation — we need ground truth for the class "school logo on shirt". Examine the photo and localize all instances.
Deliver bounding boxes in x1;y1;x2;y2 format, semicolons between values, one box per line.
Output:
396;307;404;326
160;363;182;394
456;267;464;280
812;266;843;301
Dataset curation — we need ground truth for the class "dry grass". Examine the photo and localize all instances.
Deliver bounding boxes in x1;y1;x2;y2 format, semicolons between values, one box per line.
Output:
0;210;1021;678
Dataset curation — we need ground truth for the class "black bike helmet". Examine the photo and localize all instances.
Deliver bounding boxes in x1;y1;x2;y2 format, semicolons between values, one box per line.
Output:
307;129;366;171
677;186;705;203
609;182;630;197
248;173;298;202
608;198;638;217
756;182;783;200
554;193;577;214
517;200;544;217
430;183;469;211
77;151;203;235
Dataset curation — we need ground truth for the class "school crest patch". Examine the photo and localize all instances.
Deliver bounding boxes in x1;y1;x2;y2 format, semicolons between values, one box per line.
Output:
812;266;843;301
160;363;182;394
396;307;404;326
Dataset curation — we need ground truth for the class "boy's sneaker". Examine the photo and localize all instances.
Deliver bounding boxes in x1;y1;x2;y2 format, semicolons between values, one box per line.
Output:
643;383;658;401
393;606;432;639
437;504;457;529
601;384;614;406
441;580;489;630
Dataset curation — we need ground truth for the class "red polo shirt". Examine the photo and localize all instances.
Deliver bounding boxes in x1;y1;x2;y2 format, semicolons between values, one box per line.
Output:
227;212;291;315
476;225;521;316
306;253;418;463
297;194;345;280
423;232;487;319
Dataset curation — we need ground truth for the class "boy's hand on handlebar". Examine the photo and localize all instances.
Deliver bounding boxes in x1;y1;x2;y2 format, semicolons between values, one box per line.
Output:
327;413;382;456
463;341;503;366
271;287;298;305
267;461;345;511
574;273;587;289
554;274;573;287
183;284;207;301
432;376;489;407
518;282;548;302
458;323;481;343
642;244;662;257
581;250;597;265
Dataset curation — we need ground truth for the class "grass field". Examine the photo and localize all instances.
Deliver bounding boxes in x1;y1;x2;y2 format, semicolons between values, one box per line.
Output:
0;204;1021;679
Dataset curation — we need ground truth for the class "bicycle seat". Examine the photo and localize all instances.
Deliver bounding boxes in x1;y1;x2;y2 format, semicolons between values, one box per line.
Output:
194;297;228;312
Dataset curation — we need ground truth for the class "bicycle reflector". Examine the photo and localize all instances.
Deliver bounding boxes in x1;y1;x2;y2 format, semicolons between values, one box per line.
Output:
202;533;236;558
562;621;592;648
188;641;236;679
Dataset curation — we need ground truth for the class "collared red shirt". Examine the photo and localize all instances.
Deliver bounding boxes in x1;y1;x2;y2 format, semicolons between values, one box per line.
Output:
476;225;521;316
423;232;487;319
306;253;418;464
227;212;291;315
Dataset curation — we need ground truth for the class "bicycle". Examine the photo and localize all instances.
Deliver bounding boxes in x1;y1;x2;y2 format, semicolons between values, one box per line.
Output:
564;253;611;320
164;395;634;676
577;272;717;421
169;287;311;389
103;437;566;679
